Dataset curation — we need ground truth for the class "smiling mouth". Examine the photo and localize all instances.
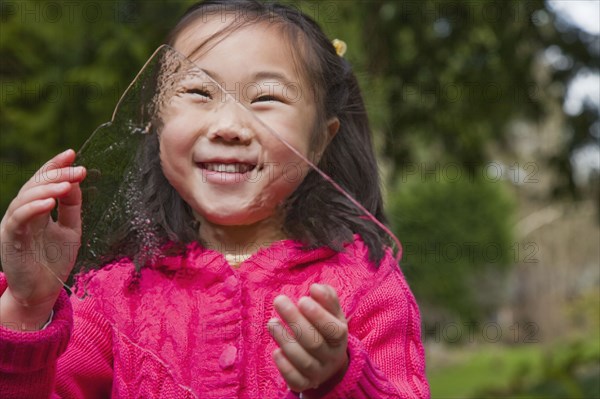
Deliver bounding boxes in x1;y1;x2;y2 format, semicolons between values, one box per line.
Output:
199;163;257;173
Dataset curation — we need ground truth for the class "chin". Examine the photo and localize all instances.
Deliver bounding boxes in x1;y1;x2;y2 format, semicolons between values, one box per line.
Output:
197;206;272;227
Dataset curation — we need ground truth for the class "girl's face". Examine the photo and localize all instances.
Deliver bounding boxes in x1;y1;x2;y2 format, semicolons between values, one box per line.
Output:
159;19;337;227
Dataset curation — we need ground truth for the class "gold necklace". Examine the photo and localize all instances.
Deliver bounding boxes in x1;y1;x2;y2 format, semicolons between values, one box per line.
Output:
224;252;253;268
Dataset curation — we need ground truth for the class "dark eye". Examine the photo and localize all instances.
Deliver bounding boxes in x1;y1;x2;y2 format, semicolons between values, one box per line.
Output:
253;95;278;103
185;88;212;100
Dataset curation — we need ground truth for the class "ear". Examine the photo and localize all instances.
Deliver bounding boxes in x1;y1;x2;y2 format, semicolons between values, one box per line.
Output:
312;117;340;164
326;117;340;142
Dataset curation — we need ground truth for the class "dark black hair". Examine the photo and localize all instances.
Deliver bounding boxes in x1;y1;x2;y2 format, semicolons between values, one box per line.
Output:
130;0;391;267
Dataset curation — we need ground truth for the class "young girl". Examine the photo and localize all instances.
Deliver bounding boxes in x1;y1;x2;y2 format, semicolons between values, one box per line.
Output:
0;1;429;398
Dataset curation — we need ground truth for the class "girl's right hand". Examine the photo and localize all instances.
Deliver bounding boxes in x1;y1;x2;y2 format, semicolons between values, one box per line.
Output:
0;149;86;330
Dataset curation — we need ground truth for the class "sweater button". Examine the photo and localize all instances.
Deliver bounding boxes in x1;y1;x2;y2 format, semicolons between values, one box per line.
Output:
219;345;237;369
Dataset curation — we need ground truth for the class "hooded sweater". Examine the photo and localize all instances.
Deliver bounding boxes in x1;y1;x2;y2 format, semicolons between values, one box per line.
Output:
0;235;429;398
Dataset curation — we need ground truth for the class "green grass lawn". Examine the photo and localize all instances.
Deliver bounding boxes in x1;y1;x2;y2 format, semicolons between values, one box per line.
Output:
427;336;600;399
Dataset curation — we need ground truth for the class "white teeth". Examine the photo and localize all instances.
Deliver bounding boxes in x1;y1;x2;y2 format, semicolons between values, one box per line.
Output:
203;163;254;173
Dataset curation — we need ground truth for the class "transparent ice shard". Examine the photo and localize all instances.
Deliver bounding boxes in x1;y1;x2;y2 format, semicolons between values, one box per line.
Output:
75;46;164;272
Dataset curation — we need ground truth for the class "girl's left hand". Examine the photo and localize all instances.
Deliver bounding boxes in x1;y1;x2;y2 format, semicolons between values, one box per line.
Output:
268;283;349;395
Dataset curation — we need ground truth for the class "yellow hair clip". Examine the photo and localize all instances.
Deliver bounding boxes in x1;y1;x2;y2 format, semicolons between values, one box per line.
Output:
332;39;347;57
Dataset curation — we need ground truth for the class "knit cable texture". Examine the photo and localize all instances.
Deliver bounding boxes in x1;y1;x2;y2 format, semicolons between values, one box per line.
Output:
0;235;430;398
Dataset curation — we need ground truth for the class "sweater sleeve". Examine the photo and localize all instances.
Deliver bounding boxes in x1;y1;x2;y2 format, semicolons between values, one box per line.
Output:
293;263;430;399
0;273;113;398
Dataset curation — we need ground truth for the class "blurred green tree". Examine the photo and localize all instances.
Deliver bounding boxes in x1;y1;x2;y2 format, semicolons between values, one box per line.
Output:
2;0;596;210
0;0;194;214
309;0;597;318
1;1;597;318
388;169;515;322
342;0;598;191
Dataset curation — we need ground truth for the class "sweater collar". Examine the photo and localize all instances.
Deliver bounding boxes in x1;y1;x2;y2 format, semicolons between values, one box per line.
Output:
152;237;345;274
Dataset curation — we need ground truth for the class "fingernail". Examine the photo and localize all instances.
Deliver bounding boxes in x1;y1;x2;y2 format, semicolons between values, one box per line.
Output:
299;296;314;311
313;284;326;294
274;295;290;309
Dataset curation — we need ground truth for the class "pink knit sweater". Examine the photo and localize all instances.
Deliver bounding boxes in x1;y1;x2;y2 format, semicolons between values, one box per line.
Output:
0;236;429;398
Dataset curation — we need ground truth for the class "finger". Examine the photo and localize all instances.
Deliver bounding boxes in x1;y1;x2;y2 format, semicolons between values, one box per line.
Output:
310;284;346;321
7;182;73;217
22;149;74;191
273;295;329;356
2;198;55;240
40;149;77;171
272;348;314;393
268;317;322;380
22;149;78;190
21;166;86;196
57;182;83;230
32;165;85;186
6;166;85;221
298;296;348;348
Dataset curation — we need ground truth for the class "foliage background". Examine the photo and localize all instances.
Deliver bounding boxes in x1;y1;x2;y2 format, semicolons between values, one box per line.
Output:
1;1;598;397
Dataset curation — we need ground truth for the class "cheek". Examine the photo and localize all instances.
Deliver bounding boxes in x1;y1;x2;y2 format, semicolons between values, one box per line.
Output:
158;139;179;190
268;117;314;157
158;127;191;181
158;136;197;207
159;131;178;166
158;116;198;161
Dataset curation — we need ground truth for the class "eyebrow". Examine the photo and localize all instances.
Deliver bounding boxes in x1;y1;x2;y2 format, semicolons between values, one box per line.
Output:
200;68;295;86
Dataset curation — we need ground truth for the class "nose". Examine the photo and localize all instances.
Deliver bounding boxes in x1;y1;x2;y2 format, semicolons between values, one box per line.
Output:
208;126;253;145
206;105;253;145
